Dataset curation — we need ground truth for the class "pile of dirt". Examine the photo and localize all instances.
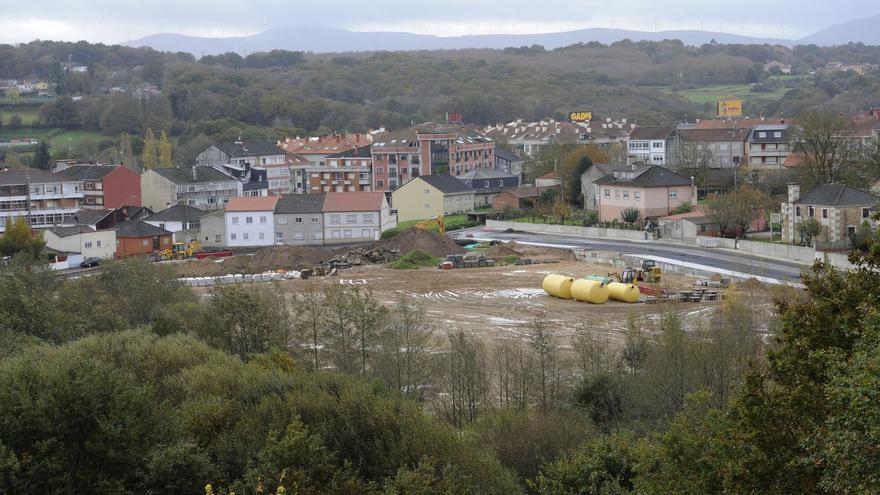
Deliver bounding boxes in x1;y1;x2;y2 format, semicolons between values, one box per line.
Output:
247;246;335;272
375;229;464;258
485;244;519;260
496;241;575;261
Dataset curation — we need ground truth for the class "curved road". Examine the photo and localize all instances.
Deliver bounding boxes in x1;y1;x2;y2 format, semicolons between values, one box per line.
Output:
455;226;806;284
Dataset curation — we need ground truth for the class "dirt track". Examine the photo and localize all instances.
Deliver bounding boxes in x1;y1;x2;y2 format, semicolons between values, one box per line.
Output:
270;261;718;347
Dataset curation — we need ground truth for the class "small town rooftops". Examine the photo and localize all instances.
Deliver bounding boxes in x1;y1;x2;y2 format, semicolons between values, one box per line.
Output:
323;192;385;212
114;220;171;238
213;142;285;157
145;204;207;223
628;126;674;140
493;148;523;162
0;168;70;185
275;193;326;214
74;208;115;226
57;165;119;181
225;196;279;212
457;169;518;180
46;225;102;237
797;184;876;207
416;174;474;194
595;166;692;188
151;166;233;184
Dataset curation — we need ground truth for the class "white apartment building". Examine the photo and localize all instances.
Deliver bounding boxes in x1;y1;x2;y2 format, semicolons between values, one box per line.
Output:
626;126;676;166
224;196;278;247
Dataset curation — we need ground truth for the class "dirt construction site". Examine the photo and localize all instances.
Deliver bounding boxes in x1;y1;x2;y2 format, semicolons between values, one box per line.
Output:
182;230;780;347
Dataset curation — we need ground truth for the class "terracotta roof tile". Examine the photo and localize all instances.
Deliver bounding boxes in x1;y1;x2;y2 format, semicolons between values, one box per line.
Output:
225;196;279;212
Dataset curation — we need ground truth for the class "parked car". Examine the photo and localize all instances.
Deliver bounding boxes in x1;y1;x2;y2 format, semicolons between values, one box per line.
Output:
80;257;101;268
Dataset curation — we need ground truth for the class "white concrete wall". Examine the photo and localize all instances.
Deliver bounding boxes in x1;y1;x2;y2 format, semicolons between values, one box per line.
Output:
225;211;275;247
486;220;651;241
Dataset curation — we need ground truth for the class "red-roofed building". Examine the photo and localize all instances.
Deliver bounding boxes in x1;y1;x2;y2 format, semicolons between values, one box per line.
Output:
224;196;279;247
535;170;562;188
321;192;396;244
56;164;141;209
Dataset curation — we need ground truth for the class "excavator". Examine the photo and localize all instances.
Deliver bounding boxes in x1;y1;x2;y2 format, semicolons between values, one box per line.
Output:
157;240;202;261
610;259;662;285
414;215;446;235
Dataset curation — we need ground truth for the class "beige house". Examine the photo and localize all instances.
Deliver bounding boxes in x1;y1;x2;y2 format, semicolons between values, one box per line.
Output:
391;175;475;222
781;183;877;243
141;166;241;212
44;225;117;259
594;166;695;224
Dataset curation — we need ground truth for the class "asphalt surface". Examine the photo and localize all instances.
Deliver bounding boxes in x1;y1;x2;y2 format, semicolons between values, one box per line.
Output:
455;226;807;284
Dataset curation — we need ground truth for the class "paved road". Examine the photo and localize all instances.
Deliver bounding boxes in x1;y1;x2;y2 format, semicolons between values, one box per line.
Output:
455;226;806;283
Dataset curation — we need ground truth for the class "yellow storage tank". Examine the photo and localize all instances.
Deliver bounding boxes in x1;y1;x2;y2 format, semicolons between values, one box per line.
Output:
608;282;640;303
543;274;575;299
571;278;610;304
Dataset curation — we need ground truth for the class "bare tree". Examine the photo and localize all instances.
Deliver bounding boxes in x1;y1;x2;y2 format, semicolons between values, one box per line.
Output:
572;324;616;376
322;285;359;374
674;140;713;195
528;313;564;413
439;331;490;428
292;290;325;372
790;111;860;187
374;296;436;398
491;338;532;410
346;287;387;376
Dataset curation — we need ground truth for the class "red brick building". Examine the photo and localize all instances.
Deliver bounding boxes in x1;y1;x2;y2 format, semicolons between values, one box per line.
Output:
114;220;172;258
371;123;495;192
57;165;142;209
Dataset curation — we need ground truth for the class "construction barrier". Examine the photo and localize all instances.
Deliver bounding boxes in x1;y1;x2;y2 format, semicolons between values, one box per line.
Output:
542;274;575;299
178;271;301;287
571;278;610;304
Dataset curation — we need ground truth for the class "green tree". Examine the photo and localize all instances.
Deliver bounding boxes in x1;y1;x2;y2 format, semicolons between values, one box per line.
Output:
158;129;173;168
0;218;45;258
531;433;638;495
620;207;641;226
33;141;51;170
798;217;823;245
8;115;21;130
142;128;157;170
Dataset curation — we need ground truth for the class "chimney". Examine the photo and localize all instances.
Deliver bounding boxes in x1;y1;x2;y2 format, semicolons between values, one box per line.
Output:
787;183;800;203
192;166;197;182
691;176;697;200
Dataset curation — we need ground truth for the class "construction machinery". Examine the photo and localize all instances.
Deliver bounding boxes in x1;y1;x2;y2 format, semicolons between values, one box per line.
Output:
415;215;445;235
157;240;202;261
611;259;662;285
439;253;495;269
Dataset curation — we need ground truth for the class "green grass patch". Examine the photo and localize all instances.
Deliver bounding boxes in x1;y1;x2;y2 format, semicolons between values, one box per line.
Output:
389;214;479;236
0;127;108;154
661;83;789;106
0;108;40;125
499;255;519;265
390;249;440;270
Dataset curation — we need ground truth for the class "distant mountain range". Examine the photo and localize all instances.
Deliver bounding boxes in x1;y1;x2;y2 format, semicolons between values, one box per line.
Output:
123;15;880;56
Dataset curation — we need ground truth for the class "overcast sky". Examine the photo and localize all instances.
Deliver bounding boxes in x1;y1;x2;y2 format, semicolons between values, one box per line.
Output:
0;0;878;44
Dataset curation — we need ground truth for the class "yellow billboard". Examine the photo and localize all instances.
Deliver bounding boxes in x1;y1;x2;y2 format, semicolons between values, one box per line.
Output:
569;111;593;122
717;99;743;117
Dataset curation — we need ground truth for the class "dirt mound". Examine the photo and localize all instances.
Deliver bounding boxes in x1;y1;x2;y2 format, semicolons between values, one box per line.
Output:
491;241;575;261
175;246;339;277
486;244;519;259
376;229;464;258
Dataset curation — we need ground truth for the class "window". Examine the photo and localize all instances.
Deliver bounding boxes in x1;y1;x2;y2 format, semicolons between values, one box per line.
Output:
278;217;289;225
96;240;101;247
614;190;620;198
809;206;815;218
259;232;265;240
634;191;641;200
623;191;630;199
864;208;870;219
275;232;283;242
361;229;371;238
159;223;165;230
796;206;801;217
389;155;397;164
362;214;374;224
822;208;828;219
669;191;678;199
376;167;384;174
294;233;304;240
758;131;767;139
604;189;610;198
344;230;352;239
652;141;663;148
346;214;357;224
143;240;149;247
215;234;222;243
295;217;303;223
231;233;237;240
774;131;782;139
246;216;253;224
84;241;93;249
260;216;267;224
332;230;341;239
232;217;239;225
330;215;341;225
310;217;320;224
376;180;385;187
243;233;249;240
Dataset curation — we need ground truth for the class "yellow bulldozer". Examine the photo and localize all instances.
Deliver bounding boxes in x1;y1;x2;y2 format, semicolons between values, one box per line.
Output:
157;240;202;261
610;259;661;285
414;215;446;235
